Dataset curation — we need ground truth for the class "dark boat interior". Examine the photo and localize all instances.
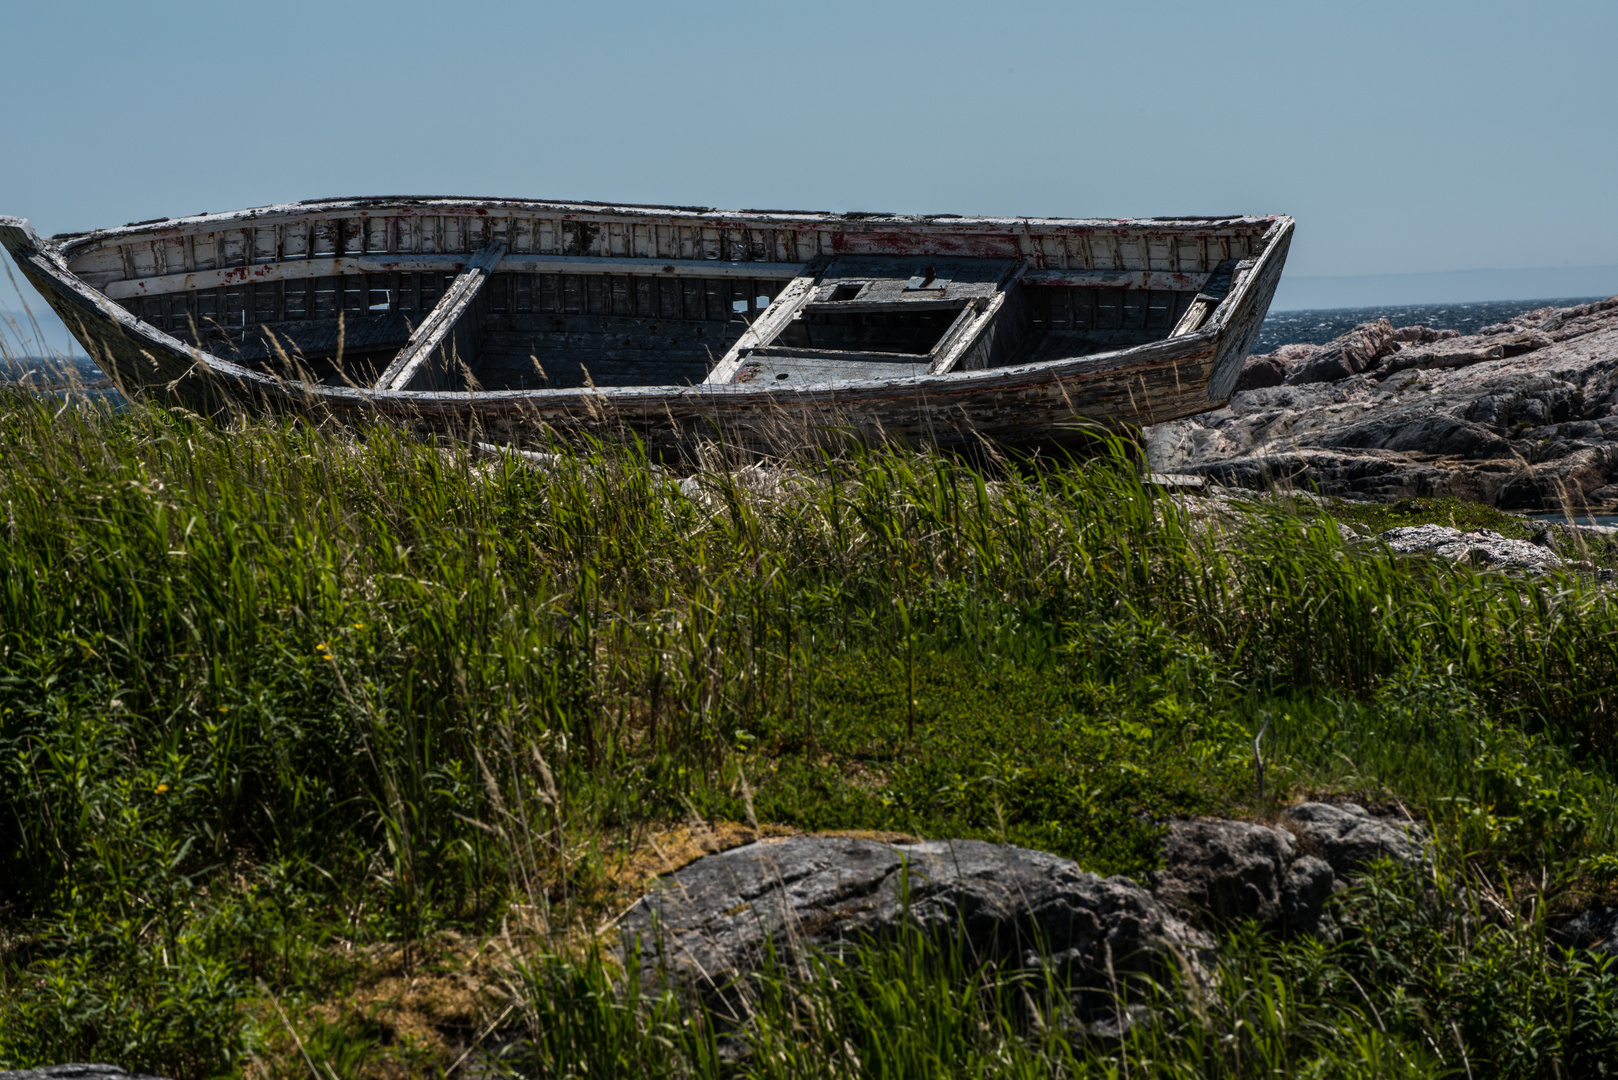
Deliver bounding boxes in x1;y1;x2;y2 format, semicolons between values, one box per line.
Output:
63;203;1276;396
118;257;1220;392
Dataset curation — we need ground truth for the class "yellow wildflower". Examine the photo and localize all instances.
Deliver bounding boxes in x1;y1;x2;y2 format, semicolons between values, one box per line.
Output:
155;783;169;794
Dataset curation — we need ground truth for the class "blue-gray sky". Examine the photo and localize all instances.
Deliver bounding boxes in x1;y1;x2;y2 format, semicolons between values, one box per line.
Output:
2;0;1614;337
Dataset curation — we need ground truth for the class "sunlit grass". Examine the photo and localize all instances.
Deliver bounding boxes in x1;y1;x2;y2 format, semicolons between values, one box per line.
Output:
0;378;1616;1076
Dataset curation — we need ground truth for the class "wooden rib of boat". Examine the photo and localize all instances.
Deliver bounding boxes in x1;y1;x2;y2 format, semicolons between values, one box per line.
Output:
0;198;1292;452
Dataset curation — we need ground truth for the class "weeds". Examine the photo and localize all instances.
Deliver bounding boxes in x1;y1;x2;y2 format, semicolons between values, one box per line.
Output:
0;381;1616;1075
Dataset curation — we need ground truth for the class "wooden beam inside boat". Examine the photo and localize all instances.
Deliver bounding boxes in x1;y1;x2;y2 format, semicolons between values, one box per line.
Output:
374;242;505;392
99;254;809;301
703;267;825;385
1020;269;1212;291
1169;258;1248;338
927;296;1002;374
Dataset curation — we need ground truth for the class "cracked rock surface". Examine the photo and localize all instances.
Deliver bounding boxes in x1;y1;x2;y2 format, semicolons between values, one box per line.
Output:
1279;802;1429;875
621;803;1432;1007
1369;524;1565;574
1552;906;1618;957
1151;818;1337;938
619;835;1212;1012
1148;296;1618;508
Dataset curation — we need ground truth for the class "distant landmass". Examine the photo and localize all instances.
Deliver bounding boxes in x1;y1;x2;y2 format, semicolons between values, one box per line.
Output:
1272;265;1618;311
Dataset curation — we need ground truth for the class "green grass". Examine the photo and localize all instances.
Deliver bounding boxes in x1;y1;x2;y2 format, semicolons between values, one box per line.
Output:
1299;493;1618;571
2;389;1618;1076
500;877;1618;1080
1323;494;1543;537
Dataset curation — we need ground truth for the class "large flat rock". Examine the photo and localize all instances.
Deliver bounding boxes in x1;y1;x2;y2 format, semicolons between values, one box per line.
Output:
619;836;1211;1013
1368;524;1565;573
620;808;1433;1028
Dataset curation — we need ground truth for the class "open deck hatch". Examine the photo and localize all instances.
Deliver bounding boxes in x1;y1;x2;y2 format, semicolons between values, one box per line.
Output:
721;255;1019;384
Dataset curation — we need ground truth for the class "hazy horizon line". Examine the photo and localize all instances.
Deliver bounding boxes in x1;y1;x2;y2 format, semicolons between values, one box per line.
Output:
1273;264;1618;310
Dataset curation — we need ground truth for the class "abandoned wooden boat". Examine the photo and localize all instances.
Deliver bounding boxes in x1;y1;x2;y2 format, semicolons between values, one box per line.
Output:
0;198;1292;452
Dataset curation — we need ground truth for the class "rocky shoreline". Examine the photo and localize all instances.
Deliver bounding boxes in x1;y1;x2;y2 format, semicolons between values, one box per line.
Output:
1147;295;1618;509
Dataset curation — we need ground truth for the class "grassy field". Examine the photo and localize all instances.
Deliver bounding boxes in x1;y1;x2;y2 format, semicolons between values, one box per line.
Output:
2;390;1618;1077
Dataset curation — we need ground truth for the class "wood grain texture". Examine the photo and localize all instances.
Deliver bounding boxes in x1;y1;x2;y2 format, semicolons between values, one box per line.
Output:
98;253;808;299
375;242;506;391
705;269;826;385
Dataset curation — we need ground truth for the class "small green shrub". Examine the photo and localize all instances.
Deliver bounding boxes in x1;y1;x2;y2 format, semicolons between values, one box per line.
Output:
0;914;243;1078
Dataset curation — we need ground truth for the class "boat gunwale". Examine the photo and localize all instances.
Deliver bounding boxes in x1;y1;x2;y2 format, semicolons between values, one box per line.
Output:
48;198;1288;263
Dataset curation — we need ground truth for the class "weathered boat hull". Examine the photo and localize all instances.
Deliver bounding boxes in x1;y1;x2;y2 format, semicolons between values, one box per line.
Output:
0;200;1291;453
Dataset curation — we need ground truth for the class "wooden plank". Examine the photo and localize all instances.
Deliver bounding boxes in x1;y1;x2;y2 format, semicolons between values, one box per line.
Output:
373;242;506;392
929;296;1003;375
730;353;930;385
1169;297;1217;338
0;217;40;255
1206;222;1293;400
703;264;827;384
1021;268;1208;291
99;253;810;299
1169;258;1244;338
749;345;939;364
50;200;1276;265
804;297;968;315
180;313;413;364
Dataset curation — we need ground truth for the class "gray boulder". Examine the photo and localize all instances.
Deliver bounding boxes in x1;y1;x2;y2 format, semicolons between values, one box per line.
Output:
0;1069;172;1080
1279;802;1429;876
1374;340;1508;378
1236;343;1316;391
1391;325;1461;346
1152;819;1336;938
1234;351;1292;392
1285;320;1397;385
1373;525;1564;574
620;836;1212;1012
1229;323;1462;395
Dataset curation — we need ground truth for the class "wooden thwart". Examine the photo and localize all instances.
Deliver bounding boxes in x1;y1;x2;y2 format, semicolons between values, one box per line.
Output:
1170;259;1248;338
374;242;506;392
703;267;825;384
705;257;1021;385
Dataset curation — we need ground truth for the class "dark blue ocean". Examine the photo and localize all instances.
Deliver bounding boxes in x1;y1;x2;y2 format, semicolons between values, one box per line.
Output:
1254;296;1609;353
0;353;113;391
